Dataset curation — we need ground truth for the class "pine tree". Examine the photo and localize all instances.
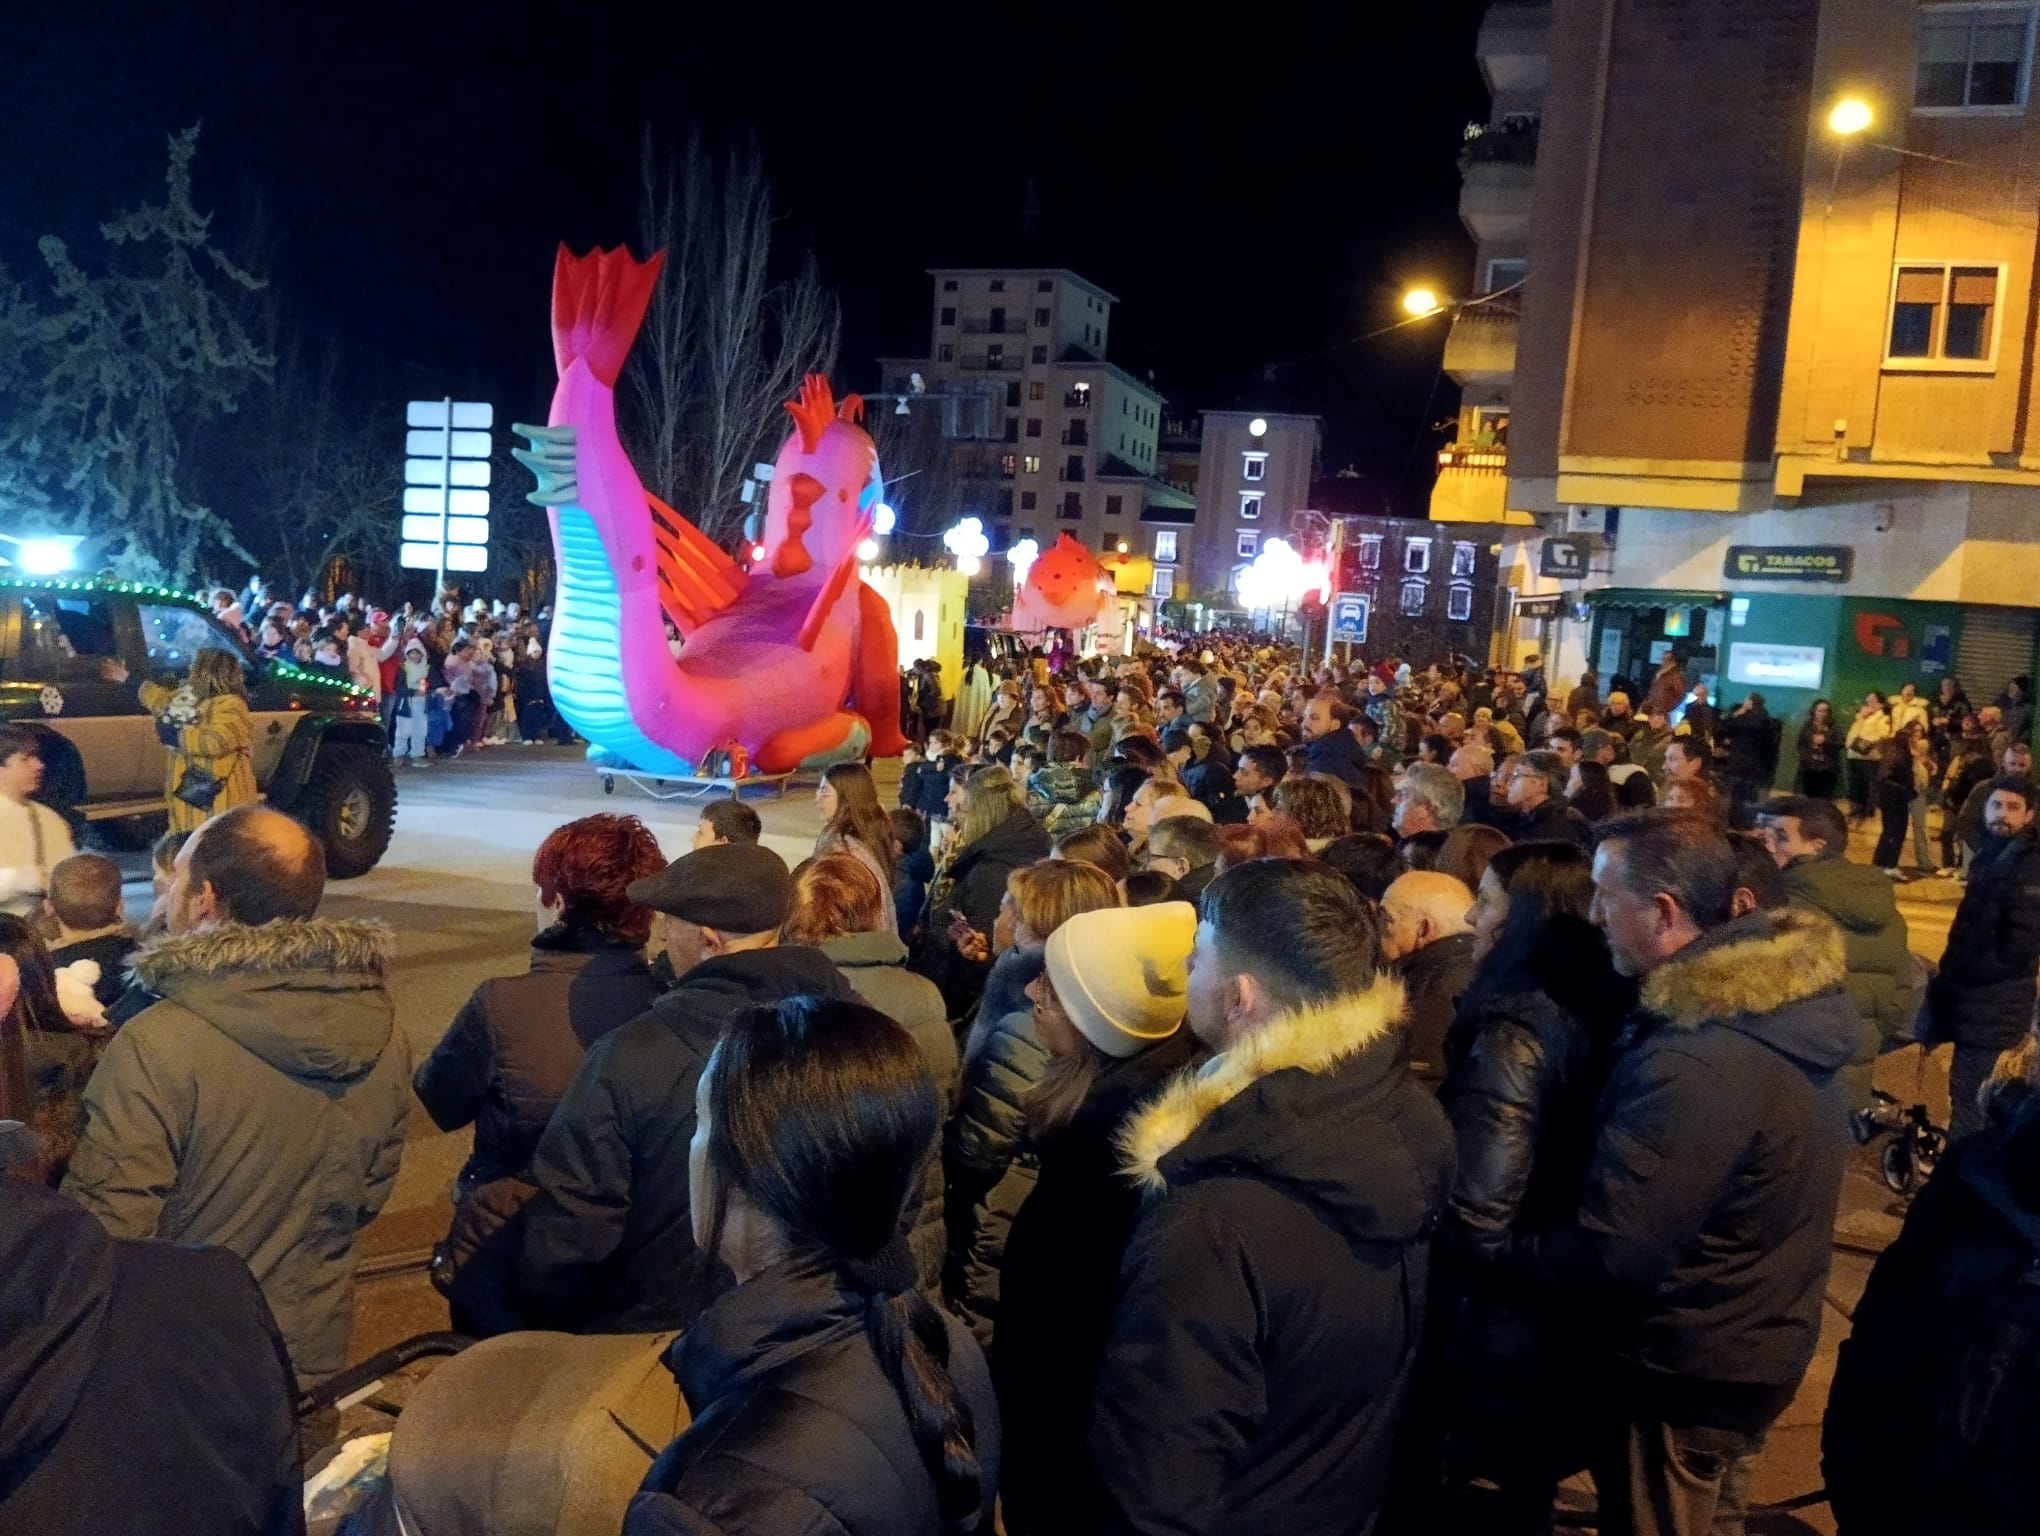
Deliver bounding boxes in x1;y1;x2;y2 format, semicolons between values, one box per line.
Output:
0;125;272;585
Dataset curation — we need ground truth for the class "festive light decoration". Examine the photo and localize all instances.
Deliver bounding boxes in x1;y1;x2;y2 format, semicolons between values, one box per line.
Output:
942;517;990;564
1234;537;1332;612
512;245;905;776
872;502;896;536
1007;537;1040;586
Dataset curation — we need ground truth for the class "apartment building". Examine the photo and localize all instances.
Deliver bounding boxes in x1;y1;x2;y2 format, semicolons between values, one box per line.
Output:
1181;411;1324;609
877;269;1188;602
1442;0;2040;780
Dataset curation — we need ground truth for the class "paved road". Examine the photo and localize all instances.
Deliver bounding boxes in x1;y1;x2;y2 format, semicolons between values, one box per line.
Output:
335;757;1968;1531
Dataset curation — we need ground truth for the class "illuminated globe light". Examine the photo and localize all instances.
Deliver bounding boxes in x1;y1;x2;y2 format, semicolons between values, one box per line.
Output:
7;535;82;575
1829;97;1873;136
958;554;982;576
1008;537;1040;585
1403;288;1444;318
750;544;767;563
856;538;880;562
1248;417;1269;438
1234;536;1334;612
873;502;897;536
942;516;991;571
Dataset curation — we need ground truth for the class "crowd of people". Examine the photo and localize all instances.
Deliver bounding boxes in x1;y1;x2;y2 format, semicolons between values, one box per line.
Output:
3;629;2038;1536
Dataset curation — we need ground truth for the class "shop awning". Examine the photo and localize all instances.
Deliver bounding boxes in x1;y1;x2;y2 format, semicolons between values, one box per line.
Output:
1584;588;1727;611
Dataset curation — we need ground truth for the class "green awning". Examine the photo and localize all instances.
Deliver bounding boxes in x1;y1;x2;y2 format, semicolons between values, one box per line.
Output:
1585;588;1727;612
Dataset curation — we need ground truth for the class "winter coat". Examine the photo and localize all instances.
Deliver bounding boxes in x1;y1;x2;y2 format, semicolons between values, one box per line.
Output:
818;931;958;1296
1519;907;1857;1431
1823;1087;2040;1536
919;810;1051;1015
61;919;410;1387
1642;663;1688;718
1026;762;1100;840
995;1029;1200;1535
1091;978;1455;1536
1303;725;1369;788
625;1257;1001;1536
1929;826;2040;1051
137;682;258;835
944;989;1049;1346
1505;796;1595;850
0;1180;302;1536
1182;754;1241;822
1394;931;1480;1087
1717;706;1777;784
1780;856;1915;1073
1796;717;1840;775
414;926;661;1191
519;945;855;1335
1844;709;1892;761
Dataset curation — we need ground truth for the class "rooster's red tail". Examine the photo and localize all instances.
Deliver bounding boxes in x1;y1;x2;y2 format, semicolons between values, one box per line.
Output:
550;245;665;387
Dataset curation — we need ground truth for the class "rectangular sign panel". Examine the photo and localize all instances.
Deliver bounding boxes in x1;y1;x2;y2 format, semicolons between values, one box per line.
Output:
1726;642;1825;690
1539;538;1588;579
404;458;491;488
1725;545;1853;583
407;400;495;430
401;515;491;545
444;545;488;572
402;486;491;516
1329;592;1370;644
405;428;493;460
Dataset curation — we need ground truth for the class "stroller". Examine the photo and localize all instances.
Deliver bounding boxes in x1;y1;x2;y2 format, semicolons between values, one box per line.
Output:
302;1328;685;1536
1850;953;1948;1197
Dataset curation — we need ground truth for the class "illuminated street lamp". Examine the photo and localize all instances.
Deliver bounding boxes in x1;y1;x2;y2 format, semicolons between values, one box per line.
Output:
1828;97;1873;136
856;538;880;562
943;515;990;576
1403;287;1446;318
1008;537;1040;586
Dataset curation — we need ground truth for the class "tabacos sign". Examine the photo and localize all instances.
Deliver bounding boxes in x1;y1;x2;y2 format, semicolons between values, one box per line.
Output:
1725;545;1854;583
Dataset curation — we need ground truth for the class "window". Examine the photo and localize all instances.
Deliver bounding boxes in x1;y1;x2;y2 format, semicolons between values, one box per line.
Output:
1358;534;1382;570
1451;540;1477;577
942;278;958;292
1405;538;1432;574
938;343;954;361
1887;262;2004;367
1029;381;1046;401
1917;6;2034;110
1032;345;1048;364
1237;532;1260;558
1037;278;1053;292
1151;567;1176;600
1105;494;1124;516
939;306;956;327
1154;531;1178;562
1002;418;1019;443
1447;585;1475;622
1061;491;1083;520
1242;451;1267;482
1021;490;1038;510
1033;307;1050;326
1000;452;1018;478
987;344;1004;364
1023;455;1041;474
1401;579;1428;616
1485;257;1528;292
16;592;122;680
1005;381;1021;407
1065;454;1086;481
1026;417;1043;438
990;278;1006;292
1239;492;1263;520
998;490;1014;518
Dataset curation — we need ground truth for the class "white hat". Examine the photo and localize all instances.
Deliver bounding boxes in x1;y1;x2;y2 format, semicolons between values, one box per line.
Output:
1045;903;1196;1059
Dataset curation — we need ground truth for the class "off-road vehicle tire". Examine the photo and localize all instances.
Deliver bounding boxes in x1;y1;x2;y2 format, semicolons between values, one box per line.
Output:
294;744;397;879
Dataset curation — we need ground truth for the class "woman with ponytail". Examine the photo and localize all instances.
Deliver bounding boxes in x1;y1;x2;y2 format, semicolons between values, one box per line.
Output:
627;993;999;1536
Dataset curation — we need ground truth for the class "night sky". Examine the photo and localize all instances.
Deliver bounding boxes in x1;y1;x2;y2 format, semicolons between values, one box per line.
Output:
4;0;1489;512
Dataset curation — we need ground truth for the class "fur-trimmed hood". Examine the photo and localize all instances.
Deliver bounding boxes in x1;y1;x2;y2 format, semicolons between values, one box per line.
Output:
1117;975;1453;1246
130;919;397;1082
1638;906;1856;1069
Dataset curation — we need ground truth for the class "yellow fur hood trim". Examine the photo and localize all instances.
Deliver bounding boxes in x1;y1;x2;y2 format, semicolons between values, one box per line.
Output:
1638;906;1847;1031
1118;975;1406;1193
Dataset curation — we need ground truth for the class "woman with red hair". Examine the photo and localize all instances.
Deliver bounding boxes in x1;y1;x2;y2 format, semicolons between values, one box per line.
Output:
414;812;668;1333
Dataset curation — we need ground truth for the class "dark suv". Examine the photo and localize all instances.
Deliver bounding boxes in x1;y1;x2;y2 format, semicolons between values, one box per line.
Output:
0;579;397;878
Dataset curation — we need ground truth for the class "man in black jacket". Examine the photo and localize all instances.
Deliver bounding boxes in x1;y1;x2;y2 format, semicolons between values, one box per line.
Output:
1927;773;2040;1139
1528;810;1856;1536
1496;750;1594;849
518;843;853;1332
1301;692;1368;788
1378;869;1479;1087
1091;860;1454;1535
0;1156;301;1536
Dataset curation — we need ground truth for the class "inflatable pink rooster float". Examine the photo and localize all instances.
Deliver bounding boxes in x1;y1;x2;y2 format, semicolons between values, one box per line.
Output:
513;246;907;775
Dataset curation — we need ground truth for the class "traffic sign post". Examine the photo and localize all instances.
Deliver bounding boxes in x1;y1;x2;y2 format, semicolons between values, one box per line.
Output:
401;399;494;597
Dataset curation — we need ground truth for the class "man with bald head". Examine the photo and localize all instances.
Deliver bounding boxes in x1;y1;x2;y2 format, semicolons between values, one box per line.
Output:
65;806;411;1388
1378;869;1478;1087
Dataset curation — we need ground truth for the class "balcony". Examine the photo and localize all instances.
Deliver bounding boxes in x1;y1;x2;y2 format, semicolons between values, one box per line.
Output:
1442;296;1520;384
1460;150;1535;243
1063;389;1092;410
1477;2;1550;97
960;318;1028;335
957;354;1023;373
1061;427;1089;446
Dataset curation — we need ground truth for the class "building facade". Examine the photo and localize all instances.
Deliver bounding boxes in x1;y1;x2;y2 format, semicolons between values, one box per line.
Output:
877;268;1188;601
1180;411;1324;611
1438;0;2040;779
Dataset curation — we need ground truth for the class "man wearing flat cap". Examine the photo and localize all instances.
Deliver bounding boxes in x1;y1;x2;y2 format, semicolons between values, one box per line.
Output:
518;841;854;1332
